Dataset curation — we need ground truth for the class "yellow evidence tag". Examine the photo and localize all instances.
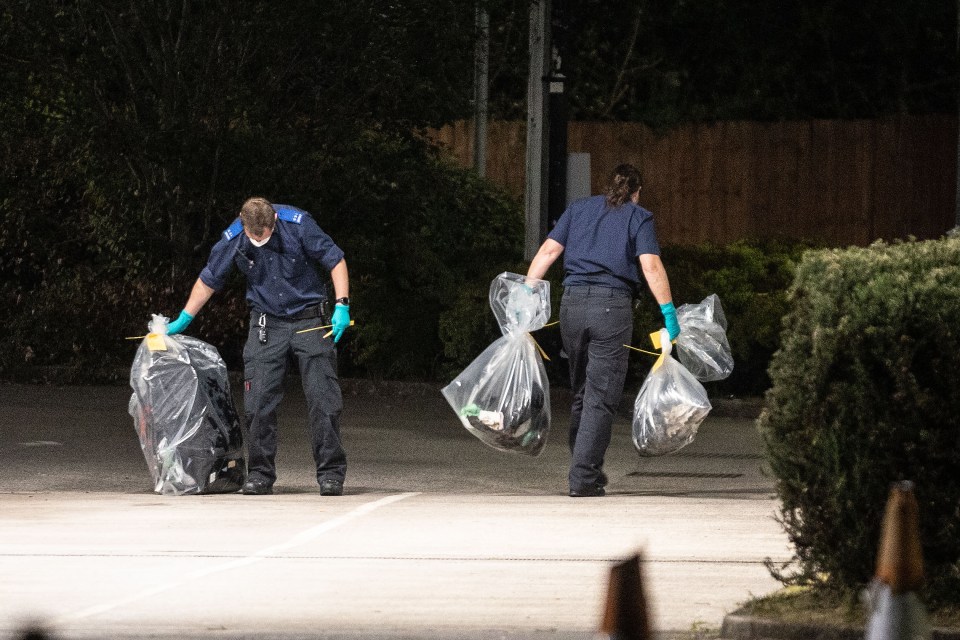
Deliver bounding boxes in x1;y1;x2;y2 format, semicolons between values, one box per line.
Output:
649;330;663;350
649;330;667;372
146;333;167;352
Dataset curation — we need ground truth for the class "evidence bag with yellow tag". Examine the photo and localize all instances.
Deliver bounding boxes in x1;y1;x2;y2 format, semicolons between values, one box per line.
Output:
128;314;246;495
632;328;712;456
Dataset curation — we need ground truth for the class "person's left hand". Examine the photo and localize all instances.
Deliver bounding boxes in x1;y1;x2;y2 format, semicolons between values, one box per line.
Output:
331;303;351;343
660;301;680;341
166;310;194;335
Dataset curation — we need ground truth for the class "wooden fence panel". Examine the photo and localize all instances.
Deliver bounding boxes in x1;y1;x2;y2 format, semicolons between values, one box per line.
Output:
743;121;771;241
850;119;878;246
715;120;750;242
428;115;957;247
761;121;800;242
871;117;903;240
914;116;957;239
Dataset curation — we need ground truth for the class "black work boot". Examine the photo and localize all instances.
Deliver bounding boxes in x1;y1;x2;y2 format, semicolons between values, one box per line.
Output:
319;479;343;496
241;477;273;495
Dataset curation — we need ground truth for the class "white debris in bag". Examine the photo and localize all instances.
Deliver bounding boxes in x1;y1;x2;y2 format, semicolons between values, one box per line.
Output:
149;314;170;335
458;407;505;431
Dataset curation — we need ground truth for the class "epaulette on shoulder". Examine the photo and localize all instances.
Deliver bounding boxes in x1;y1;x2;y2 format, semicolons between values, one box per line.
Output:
274;204;305;224
222;218;244;241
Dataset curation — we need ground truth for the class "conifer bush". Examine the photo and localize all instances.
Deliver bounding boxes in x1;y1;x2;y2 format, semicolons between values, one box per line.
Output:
759;237;960;606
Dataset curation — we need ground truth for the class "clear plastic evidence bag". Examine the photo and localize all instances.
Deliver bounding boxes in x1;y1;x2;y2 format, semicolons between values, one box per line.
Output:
129;315;246;495
442;272;552;456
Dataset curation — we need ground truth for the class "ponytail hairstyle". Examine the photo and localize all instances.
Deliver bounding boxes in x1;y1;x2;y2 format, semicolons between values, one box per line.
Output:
604;163;642;207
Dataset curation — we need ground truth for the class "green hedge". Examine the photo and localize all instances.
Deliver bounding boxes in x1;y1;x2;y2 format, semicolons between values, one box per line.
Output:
0;65;810;392
645;240;809;396
758;236;960;607
438;239;807;396
2;187;805;394
0;136;525;384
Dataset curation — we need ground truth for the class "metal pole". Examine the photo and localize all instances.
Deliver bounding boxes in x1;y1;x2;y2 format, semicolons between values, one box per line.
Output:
954;0;960;232
547;68;567;230
525;0;551;260
473;6;489;178
547;0;569;231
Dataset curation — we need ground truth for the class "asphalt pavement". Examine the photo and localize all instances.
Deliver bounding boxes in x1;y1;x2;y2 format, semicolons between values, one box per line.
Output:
0;378;790;640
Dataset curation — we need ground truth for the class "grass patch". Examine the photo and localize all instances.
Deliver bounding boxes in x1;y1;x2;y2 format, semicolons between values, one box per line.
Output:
739;587;960;629
738;587;864;627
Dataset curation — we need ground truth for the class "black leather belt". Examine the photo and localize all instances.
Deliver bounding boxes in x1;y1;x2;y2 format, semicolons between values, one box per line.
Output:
254;302;329;325
563;285;631;298
287;303;326;321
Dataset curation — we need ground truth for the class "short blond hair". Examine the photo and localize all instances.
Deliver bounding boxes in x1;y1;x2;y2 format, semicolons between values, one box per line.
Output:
240;197;276;236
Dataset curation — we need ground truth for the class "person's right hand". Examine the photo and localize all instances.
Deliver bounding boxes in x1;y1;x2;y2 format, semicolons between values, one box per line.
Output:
166;310;194;335
509;282;539;324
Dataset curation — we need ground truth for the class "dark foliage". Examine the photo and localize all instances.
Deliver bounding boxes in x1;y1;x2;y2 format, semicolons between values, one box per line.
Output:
439;240;808;396
1;1;956;387
758;237;960;606
485;0;958;126
0;1;510;380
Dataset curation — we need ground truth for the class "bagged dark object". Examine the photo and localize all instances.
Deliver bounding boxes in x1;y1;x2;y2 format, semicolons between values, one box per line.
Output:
128;315;246;495
442;273;551;456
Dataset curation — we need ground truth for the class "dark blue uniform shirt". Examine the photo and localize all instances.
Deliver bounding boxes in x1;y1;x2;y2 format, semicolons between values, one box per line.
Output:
199;205;344;317
547;195;661;293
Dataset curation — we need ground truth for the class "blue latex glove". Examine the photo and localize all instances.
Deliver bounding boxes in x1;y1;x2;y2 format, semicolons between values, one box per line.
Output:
512;283;537;324
331;303;350;343
166;310;194;335
660;302;680;341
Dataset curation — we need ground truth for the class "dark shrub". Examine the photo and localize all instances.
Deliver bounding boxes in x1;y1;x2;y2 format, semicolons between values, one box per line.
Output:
439;239;808;396
0;136;524;383
758;237;960;606
654;240;810;396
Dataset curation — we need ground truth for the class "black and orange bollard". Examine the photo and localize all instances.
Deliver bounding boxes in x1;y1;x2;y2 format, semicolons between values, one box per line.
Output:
599;552;651;640
865;481;930;640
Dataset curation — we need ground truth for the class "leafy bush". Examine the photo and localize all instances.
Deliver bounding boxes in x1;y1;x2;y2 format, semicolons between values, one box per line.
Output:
438;239;808;396
317;132;524;380
652;240;812;395
758;237;960;606
0;134;524;383
437;259;566;384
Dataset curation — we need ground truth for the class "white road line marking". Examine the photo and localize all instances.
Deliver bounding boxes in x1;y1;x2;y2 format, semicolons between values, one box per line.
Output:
55;492;419;623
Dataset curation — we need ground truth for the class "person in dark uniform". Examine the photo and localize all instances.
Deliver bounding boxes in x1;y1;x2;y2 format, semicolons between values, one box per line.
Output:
166;197;351;496
525;164;680;497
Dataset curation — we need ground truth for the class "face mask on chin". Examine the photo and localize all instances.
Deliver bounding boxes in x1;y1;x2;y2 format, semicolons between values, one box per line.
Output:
249;236;270;248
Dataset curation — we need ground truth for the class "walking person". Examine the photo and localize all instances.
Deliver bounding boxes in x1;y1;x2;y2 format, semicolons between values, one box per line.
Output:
166;197;352;496
525;164;680;497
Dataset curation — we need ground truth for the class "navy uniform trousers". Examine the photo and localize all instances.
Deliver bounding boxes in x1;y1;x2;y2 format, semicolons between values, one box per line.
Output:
242;309;346;487
559;285;633;492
